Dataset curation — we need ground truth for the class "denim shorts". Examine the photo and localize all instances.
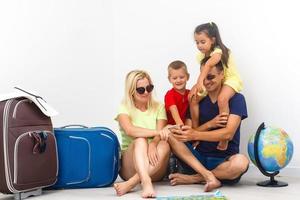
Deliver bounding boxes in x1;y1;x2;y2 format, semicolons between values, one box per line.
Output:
178;142;227;172
176;142;247;185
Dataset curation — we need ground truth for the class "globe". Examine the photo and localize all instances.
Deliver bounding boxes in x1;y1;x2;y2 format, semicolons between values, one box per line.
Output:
247;123;293;187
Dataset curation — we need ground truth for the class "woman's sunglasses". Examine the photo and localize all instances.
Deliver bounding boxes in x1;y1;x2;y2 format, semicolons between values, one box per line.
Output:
136;84;154;94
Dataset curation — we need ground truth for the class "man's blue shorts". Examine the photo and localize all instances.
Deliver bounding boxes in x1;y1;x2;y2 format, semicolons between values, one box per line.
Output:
178;142;227;172
175;142;247;185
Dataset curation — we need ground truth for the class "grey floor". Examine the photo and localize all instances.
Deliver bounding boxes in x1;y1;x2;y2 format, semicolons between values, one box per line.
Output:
1;173;299;200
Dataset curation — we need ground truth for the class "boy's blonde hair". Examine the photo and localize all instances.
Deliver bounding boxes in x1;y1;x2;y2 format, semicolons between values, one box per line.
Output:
122;69;159;112
167;60;190;79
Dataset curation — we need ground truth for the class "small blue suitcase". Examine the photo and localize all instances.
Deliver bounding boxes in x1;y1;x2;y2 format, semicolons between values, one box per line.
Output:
51;125;120;189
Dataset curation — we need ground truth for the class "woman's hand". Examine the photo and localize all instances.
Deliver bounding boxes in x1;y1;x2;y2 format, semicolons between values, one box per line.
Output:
208;112;229;129
148;142;159;166
159;127;171;141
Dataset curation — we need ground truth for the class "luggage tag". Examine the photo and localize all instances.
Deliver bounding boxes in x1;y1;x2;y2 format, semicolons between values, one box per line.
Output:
14;87;58;117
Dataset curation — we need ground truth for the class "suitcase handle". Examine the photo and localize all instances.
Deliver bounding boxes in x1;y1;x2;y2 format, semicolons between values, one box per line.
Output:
60;124;89;129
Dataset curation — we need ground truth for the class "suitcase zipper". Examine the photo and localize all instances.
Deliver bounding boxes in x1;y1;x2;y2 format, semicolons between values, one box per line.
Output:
12;99;31;119
3;99;16;193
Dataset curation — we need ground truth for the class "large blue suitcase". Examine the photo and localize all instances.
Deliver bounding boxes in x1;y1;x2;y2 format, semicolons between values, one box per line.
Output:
51;125;120;189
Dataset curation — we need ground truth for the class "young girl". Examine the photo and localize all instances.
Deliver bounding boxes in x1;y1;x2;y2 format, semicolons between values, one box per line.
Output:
189;22;243;150
114;70;171;198
164;60;190;126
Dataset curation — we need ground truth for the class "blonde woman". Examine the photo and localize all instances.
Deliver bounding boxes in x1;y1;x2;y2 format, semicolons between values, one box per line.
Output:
114;70;171;198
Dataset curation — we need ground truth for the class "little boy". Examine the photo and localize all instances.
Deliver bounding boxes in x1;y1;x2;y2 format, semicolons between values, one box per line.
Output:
164;60;190;174
164;60;190;126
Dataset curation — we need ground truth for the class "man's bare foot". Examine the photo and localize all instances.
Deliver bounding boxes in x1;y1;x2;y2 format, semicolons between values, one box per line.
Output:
141;180;156;198
203;173;221;192
169;173;204;186
114;181;135;196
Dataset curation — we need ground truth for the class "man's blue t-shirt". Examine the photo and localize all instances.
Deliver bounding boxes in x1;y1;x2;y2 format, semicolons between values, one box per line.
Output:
188;93;248;158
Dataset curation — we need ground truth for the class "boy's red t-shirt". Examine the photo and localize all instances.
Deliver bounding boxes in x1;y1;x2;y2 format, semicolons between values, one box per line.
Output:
164;88;190;125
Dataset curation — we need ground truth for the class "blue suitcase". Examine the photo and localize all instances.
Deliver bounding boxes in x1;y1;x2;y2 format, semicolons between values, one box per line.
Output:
51;125;120;189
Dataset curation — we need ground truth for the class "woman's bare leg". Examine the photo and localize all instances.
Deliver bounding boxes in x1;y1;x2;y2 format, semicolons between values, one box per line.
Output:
114;140;170;197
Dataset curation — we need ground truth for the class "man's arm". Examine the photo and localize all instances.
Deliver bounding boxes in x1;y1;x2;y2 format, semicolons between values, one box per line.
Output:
173;114;241;142
185;118;192;126
186;118;212;131
185;112;229;132
195;114;241;141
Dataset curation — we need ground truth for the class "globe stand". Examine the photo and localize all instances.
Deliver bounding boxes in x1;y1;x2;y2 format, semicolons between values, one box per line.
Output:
254;123;288;187
257;176;288;187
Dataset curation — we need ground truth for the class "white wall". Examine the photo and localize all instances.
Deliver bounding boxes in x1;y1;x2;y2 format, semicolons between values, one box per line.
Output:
1;0;299;173
0;0;114;127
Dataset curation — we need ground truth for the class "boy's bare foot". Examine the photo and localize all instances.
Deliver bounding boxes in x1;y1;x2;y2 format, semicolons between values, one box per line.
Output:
141;180;156;198
114;180;135;196
203;173;221;192
169;173;204;186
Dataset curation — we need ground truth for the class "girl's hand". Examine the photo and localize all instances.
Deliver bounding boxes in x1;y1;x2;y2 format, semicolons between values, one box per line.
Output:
188;83;206;102
197;83;206;97
209;112;229;129
188;84;199;101
148;143;159;166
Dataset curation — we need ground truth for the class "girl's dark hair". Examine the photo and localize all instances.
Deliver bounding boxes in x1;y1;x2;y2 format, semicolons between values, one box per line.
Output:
194;22;229;67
